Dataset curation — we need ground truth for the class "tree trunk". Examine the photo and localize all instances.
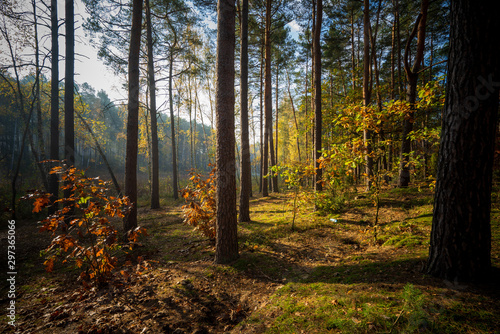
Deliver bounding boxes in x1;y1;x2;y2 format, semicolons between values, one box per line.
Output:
363;0;373;191
48;0;59;214
314;0;323;192
214;0;238;264
398;0;429;187
124;0;142;233
426;0;500;281
64;1;75;166
146;0;159;209
239;0;251;223
263;0;272;197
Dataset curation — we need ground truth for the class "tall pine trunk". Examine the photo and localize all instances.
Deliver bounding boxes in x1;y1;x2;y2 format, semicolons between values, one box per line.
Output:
48;0;59;214
214;0;238;264
146;0;159;209
239;0;251;223
313;0;323;192
124;0;142;233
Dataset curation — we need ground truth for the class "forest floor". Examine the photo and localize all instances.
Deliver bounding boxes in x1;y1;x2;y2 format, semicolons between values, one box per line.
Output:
1;185;499;333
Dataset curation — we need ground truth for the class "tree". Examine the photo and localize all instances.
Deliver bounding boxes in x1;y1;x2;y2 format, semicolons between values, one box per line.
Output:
145;0;160;209
64;0;75;176
313;0;322;192
214;0;238;264
425;0;500;281
398;0;429;187
48;0;59;214
238;0;251;223
362;0;373;190
124;0;143;233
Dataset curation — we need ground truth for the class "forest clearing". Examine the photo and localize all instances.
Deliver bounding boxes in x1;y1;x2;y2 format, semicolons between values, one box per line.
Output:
1;185;499;333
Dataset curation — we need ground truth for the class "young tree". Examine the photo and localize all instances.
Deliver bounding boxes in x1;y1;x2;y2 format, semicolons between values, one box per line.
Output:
426;0;500;281
239;0;251;223
214;0;238;264
362;0;373;190
124;0;143;233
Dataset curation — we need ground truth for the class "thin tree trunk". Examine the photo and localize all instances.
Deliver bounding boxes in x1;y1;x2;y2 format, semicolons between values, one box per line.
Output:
146;0;159;209
363;0;373;191
239;0;251;222
263;0;272;197
398;0;429;187
314;0;323;192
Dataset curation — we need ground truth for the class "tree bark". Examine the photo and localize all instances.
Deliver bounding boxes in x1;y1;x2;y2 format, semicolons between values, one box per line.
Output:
124;0;142;233
425;0;500;282
48;0;59;214
363;0;373;191
239;0;251;223
398;0;429;187
314;0;323;192
262;0;272;197
146;0;160;209
215;0;238;264
64;0;75;203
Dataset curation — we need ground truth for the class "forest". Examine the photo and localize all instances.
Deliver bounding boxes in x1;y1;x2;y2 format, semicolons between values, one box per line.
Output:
0;0;499;333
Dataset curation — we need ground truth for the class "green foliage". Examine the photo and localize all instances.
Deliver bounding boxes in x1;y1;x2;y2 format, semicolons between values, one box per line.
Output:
180;165;216;242
23;164;147;287
271;163;315;230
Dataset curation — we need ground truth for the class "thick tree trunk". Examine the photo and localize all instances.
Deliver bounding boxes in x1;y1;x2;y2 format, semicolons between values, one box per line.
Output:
425;0;500;282
239;0;251;223
214;0;238;264
314;0;323;192
48;0;59;214
124;0;142;233
146;0;159;209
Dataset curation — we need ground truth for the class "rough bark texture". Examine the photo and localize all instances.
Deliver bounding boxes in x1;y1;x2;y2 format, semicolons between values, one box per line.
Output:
398;0;428;187
124;0;142;233
215;0;238;264
362;0;373;190
313;0;323;192
48;0;59;214
64;0;75;168
146;0;160;209
169;54;179;200
425;0;500;281
262;0;271;197
239;0;251;223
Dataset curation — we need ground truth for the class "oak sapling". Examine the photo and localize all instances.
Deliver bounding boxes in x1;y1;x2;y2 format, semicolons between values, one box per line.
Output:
23;164;147;287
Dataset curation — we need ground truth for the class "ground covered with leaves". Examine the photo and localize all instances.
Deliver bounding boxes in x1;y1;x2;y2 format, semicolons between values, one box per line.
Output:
1;186;499;333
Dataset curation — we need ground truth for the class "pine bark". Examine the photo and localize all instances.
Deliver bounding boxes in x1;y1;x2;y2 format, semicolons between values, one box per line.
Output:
64;0;74;167
239;0;251;223
398;0;429;187
48;0;59;214
124;0;143;233
146;0;160;209
313;0;323;192
215;0;238;264
425;0;500;281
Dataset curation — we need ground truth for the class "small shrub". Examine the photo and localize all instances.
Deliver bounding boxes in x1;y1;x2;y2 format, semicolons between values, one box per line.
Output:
23;164;147;287
180;165;216;242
